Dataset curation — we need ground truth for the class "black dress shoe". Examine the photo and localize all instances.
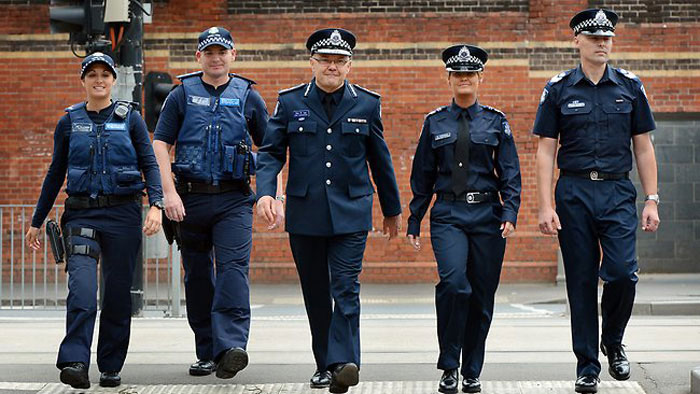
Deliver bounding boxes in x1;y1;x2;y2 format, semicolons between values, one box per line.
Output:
462;377;481;393
189;359;216;376
438;369;458;394
60;362;90;389
99;371;121;387
309;370;331;388
575;375;600;393
329;363;359;393
215;347;248;379
601;342;630;380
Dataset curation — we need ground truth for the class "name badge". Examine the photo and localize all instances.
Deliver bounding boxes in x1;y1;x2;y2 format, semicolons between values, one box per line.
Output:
105;122;126;131
567;100;586;109
293;110;310;119
347;117;367;124
434;132;452;141
189;95;210;106
220;98;240;107
72;123;92;133
615;98;624;103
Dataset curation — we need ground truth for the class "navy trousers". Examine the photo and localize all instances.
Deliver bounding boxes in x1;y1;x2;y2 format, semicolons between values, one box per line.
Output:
429;200;505;378
179;189;254;361
555;176;638;377
288;231;367;371
57;202;141;373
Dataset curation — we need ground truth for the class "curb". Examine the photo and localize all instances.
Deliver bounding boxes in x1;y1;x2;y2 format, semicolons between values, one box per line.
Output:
692;366;700;394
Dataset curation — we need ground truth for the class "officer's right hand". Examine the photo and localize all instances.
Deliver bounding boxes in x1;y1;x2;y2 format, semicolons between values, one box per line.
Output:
538;207;561;235
26;226;41;250
164;191;186;222
407;234;421;251
256;196;276;229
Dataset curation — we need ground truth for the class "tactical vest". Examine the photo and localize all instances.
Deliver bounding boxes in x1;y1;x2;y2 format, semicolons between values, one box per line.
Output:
173;73;254;184
65;102;144;198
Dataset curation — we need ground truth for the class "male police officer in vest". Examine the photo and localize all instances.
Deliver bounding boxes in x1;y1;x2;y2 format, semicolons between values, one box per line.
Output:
533;9;660;393
153;27;271;379
256;28;402;393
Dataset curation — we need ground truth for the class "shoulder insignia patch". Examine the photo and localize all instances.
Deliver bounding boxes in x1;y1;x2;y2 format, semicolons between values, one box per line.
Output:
618;68;639;81
426;105;448;118
177;70;204;80
353;84;381;98
278;83;306;95
549;69;573;85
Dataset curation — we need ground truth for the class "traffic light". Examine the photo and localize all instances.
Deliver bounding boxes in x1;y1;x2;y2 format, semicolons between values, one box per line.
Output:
144;71;175;132
49;0;105;45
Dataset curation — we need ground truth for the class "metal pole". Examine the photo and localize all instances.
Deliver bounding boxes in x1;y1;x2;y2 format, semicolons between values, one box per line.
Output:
170;244;181;317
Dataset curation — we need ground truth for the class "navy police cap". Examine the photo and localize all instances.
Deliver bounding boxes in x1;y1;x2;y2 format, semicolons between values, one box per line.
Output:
570;9;618;37
306;28;356;57
80;52;117;79
198;26;234;51
442;44;488;72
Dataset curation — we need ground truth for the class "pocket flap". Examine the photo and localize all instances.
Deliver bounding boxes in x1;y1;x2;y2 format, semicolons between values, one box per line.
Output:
341;122;369;136
602;102;632;114
348;183;375;198
470;131;500;146
116;170;142;184
288;121;317;134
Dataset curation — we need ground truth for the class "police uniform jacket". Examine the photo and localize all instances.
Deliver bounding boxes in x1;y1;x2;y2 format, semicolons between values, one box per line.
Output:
256;79;402;236
407;101;521;236
532;64;656;172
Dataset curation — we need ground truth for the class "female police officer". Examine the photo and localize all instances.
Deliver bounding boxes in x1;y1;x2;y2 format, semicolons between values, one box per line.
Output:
25;52;163;389
407;45;521;394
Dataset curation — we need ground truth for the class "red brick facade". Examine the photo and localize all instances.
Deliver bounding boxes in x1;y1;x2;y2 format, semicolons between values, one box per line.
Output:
1;0;698;283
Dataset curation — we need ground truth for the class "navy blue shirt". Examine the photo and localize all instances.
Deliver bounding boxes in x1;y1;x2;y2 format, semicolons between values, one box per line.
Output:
153;76;268;146
532;64;656;173
407;100;522;236
31;102;163;228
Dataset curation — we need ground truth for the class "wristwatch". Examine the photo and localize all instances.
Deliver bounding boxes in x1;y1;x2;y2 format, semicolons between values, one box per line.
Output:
275;195;286;203
644;194;660;205
151;200;165;210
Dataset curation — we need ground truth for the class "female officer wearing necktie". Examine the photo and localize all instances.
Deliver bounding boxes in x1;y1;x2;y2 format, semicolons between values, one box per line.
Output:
407;45;521;394
25;53;163;390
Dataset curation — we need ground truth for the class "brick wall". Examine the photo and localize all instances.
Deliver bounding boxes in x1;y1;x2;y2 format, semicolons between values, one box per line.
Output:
1;0;698;283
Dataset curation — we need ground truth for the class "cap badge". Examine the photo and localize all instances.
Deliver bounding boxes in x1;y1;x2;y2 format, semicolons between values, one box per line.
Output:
458;46;471;61
330;30;342;45
208;27;219;34
594;9;609;25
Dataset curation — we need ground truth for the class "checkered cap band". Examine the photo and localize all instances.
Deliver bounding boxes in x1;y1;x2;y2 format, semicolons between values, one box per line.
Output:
445;55;484;70
80;54;116;77
198;35;234;51
311;38;352;55
573;16;615;34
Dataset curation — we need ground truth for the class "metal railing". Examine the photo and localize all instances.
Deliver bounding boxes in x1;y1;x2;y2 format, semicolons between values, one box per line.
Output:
0;205;183;316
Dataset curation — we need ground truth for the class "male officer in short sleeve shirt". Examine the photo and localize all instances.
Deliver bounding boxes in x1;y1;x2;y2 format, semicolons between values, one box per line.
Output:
533;9;660;394
256;28;402;393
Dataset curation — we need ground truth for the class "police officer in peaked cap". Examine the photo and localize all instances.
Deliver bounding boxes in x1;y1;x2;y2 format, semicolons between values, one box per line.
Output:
533;9;660;393
407;44;521;394
26;52;164;389
256;28;402;393
152;26;280;379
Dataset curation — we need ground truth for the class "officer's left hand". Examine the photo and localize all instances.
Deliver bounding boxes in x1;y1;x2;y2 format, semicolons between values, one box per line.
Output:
143;206;162;236
383;214;402;240
270;199;285;230
641;202;660;232
500;221;515;238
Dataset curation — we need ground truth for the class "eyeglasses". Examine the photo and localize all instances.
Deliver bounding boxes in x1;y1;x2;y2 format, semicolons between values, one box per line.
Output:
311;57;350;67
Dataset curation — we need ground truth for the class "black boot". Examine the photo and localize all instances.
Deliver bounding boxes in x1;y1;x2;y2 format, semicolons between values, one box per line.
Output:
189;359;216;376
60;362;90;389
438;369;458;394
329;363;359;393
309;370;331;388
601;342;631;380
575;375;599;393
461;377;481;393
99;371;121;387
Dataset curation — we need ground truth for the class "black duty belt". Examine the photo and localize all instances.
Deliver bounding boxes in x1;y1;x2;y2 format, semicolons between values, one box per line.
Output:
65;194;140;209
436;191;497;204
561;170;629;181
176;180;250;195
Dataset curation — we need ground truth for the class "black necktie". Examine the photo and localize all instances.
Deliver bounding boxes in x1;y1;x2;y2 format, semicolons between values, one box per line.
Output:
322;93;334;120
452;111;470;196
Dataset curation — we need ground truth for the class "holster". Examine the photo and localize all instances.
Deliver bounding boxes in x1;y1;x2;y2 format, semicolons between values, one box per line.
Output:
45;220;65;264
162;215;182;248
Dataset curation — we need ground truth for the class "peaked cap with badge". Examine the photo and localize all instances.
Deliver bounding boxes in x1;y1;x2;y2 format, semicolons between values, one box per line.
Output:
306;28;356;57
198;26;234;51
442;44;488;72
80;52;117;79
570;9;618;37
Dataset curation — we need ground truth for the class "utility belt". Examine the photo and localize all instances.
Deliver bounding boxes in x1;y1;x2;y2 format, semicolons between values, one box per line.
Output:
561;170;629;181
65;194;141;210
436;191;498;204
46;220;100;265
175;179;251;195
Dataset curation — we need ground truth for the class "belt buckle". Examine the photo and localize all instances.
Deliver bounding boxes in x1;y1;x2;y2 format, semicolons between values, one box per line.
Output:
466;192;477;204
589;170;601;181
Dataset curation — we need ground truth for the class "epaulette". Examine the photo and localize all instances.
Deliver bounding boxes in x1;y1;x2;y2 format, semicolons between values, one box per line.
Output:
231;73;256;85
425;105;448;119
65;102;86;112
278;83;306;95
482;105;505;117
549;69;573;85
177;70;204;81
353;84;381;98
617;68;639;81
